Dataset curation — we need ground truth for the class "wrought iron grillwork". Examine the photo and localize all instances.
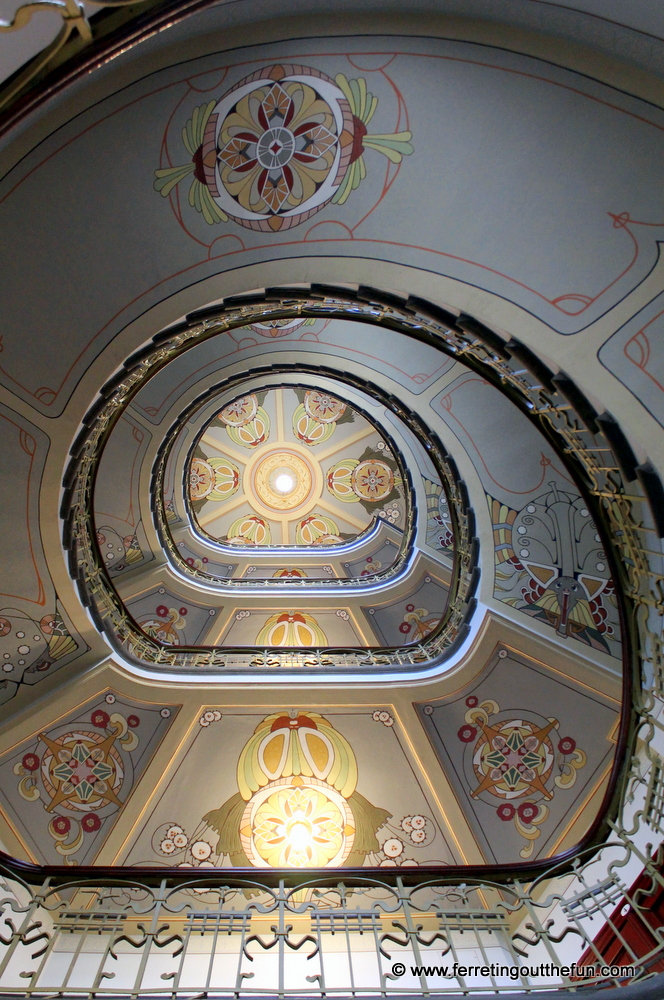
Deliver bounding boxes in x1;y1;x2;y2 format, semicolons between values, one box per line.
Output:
2;835;664;998
42;285;664;994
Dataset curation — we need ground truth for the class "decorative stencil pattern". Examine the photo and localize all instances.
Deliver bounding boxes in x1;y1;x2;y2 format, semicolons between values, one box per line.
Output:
488;488;621;657
0;693;178;865
124;709;453;870
417;648;619;863
154;65;413;232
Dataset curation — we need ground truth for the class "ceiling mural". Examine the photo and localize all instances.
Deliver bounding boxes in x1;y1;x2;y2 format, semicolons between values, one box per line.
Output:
0;603;83;708
362;572;450;648
123;709;454;870
0;0;660;898
0;692;178;865
489;488;621;657
125;586;219;648
95;366;461;653
219;608;362;648
154;64;414;232
431;373;622;661
599;292;664;429
0;404;87;706
417;646;620;863
2;38;664;422
187;387;407;546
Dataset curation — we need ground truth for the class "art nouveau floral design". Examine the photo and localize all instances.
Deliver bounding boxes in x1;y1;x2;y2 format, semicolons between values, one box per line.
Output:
154;64;413;232
489;485;621;656
327;445;402;511
457;696;586;858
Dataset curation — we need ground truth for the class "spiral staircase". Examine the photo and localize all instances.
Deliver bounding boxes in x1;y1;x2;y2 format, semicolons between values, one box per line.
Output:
0;1;663;996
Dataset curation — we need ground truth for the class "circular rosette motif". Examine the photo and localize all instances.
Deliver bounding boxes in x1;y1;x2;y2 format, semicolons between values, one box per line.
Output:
189;457;240;503
256;612;327;646
189;458;214;501
40;730;124;813
226;514;271;545
218;395;258;427
305;391;346;424
472;719;555;800
208;65;355;232
352;459;394;502
218;395;270;449
296;514;342;545
242;781;354;867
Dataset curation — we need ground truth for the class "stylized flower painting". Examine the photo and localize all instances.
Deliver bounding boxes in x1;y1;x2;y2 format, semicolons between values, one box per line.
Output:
155;64;413;232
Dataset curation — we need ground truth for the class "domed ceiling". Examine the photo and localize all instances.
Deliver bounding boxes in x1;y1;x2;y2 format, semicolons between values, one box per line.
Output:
0;6;661;880
188;387;406;548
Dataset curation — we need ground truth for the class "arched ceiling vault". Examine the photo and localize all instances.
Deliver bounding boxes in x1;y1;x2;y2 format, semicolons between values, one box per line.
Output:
0;1;661;878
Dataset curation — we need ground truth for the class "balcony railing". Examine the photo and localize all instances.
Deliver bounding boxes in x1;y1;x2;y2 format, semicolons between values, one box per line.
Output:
3;286;655;993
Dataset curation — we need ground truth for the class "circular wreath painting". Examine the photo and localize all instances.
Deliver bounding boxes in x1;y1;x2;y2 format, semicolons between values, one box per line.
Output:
155;63;413;232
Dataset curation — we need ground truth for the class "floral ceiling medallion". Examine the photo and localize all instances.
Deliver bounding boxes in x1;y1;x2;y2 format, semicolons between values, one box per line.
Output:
253;450;314;512
457;697;586;858
154;64;413;231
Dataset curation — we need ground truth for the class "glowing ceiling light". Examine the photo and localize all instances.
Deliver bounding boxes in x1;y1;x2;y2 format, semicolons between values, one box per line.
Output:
287;818;313;850
275;472;295;493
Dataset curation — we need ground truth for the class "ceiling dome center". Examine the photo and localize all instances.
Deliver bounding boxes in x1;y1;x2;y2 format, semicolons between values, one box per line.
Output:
252;449;314;512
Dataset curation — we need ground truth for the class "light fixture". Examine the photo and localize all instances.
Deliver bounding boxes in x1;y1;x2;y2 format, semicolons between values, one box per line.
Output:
275;472;295;493
287;818;313;850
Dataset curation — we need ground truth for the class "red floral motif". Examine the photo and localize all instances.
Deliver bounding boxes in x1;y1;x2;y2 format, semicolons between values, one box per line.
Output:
91;710;110;729
127;716;140;728
558;736;576;754
156;605;168;618
22;752;40;771
517;801;538;823
52;816;71;835
465;696;478;708
458;724;477;743
405;604;414;612
304;391;346;423
497;803;515;821
399;622;411;634
81;814;102;833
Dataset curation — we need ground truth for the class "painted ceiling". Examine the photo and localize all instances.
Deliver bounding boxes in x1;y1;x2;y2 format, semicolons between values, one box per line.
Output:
0;2;661;876
188;386;406;547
